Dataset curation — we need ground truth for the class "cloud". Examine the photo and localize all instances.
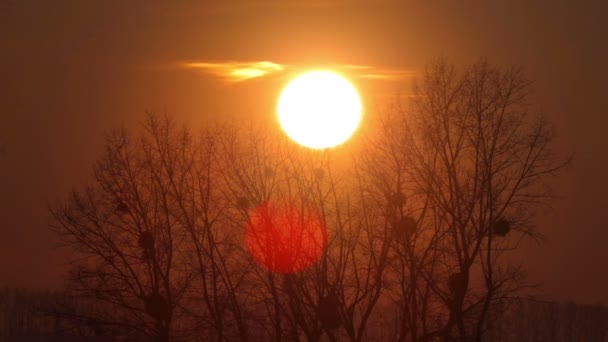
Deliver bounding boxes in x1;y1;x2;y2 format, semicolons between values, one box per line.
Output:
183;61;285;82
181;60;416;82
340;65;418;80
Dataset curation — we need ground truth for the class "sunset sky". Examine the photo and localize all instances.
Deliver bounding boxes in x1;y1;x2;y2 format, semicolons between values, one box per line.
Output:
1;1;607;305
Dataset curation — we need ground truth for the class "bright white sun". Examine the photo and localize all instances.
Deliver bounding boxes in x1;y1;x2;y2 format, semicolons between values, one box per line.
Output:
277;70;362;149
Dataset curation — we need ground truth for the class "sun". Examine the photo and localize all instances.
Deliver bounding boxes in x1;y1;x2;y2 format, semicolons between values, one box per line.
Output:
277;70;363;149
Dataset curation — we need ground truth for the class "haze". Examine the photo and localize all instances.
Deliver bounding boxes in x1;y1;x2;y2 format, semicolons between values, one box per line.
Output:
1;0;607;308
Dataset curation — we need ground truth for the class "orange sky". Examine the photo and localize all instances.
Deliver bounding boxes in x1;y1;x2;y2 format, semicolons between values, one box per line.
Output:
1;1;607;305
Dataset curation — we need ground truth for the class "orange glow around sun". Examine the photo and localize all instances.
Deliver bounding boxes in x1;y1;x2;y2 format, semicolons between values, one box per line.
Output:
277;70;363;149
245;198;327;274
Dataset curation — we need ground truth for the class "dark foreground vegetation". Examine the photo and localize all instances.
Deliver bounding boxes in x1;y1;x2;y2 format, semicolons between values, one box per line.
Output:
1;288;606;341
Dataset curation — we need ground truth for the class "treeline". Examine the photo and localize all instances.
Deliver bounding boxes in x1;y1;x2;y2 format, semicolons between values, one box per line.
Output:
486;299;608;341
1;289;606;341
0;288;104;341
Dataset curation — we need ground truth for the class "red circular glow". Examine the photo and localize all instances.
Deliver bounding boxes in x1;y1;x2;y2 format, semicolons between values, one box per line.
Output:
245;198;327;274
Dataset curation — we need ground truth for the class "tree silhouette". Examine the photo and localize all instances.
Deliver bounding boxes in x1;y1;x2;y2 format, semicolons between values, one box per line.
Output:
51;116;197;341
360;59;568;341
50;59;568;341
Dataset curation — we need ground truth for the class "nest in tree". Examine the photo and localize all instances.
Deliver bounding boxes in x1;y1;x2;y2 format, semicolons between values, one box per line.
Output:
144;292;170;322
493;218;511;237
236;196;250;210
115;201;129;214
138;231;155;260
283;275;298;295
448;272;467;295
319;292;341;329
392;216;417;241
314;168;325;180
264;166;274;178
389;191;406;207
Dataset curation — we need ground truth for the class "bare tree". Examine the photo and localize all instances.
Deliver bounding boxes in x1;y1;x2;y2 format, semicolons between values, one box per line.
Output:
362;59;568;341
51;115;196;341
212;124;396;342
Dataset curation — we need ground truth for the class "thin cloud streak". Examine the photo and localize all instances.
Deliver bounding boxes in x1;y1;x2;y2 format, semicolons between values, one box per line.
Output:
183;61;285;82
340;65;418;80
181;60;416;82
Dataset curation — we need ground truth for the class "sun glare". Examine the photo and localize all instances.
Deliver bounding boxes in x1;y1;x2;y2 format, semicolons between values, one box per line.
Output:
277;70;363;149
245;198;327;274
